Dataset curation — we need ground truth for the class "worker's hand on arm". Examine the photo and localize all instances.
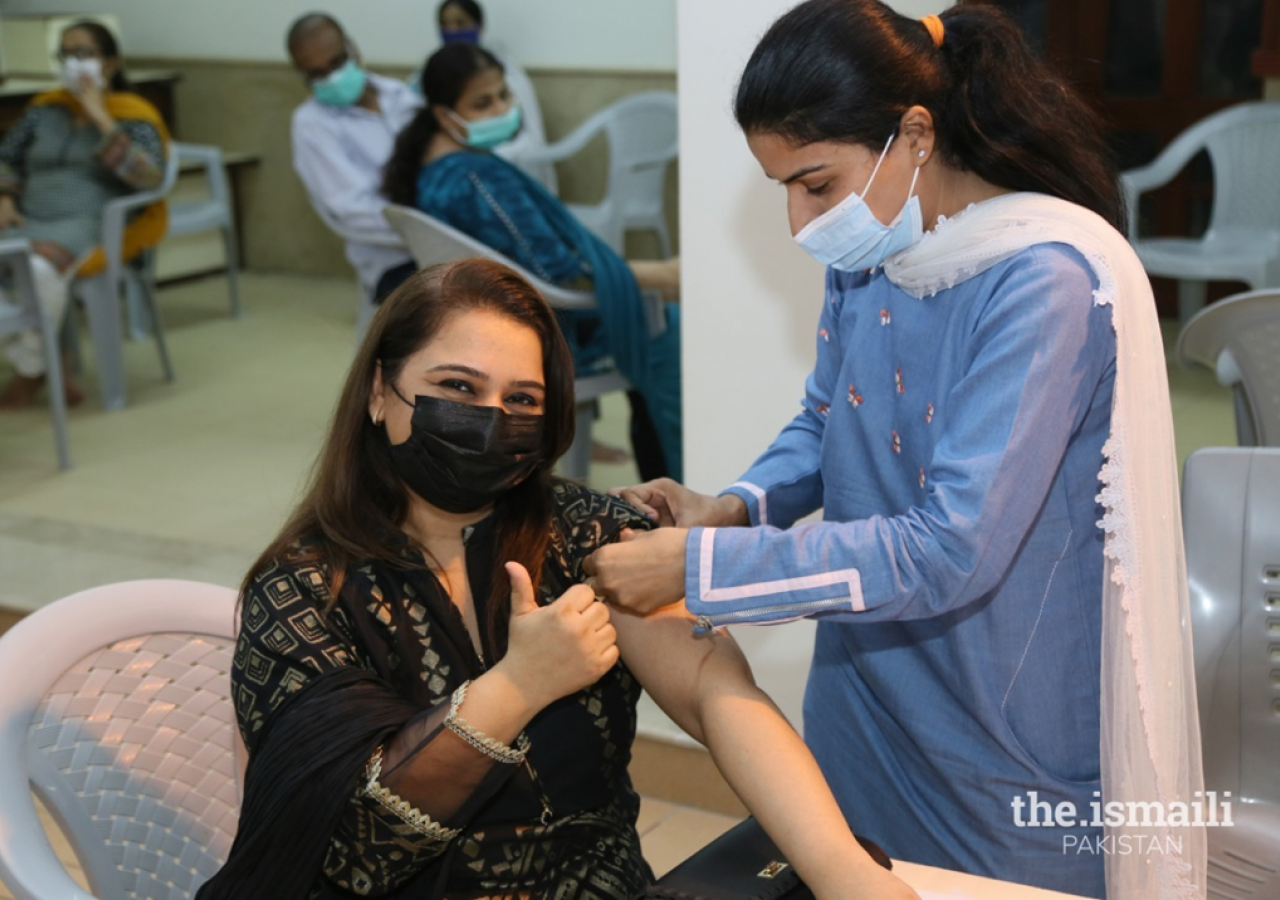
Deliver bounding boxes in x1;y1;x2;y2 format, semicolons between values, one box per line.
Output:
611;478;747;528
584;527;688;614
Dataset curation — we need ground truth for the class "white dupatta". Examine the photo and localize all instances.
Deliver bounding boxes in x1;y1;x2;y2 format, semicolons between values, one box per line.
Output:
884;193;1206;900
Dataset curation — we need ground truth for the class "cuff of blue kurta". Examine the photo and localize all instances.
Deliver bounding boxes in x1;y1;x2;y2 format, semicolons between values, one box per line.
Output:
685;526;864;634
720;482;767;526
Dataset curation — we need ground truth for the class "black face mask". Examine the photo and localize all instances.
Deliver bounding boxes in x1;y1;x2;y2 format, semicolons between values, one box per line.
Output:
386;388;545;514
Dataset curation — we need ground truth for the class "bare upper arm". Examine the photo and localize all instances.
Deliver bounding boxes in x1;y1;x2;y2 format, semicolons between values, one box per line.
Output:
611;602;754;746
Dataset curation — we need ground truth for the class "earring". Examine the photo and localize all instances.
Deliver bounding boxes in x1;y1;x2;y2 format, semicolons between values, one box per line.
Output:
918;149;926;158
372;410;381;426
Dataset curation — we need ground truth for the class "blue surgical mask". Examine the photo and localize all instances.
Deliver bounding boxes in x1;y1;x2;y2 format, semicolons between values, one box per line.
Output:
794;134;924;272
447;104;522;150
312;59;367;107
440;26;481;45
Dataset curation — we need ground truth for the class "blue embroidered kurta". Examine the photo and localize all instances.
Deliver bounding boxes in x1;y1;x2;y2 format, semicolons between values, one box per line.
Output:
685;245;1114;898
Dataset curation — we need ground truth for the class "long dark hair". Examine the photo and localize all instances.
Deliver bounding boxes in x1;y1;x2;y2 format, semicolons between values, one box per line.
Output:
63;20;130;92
246;258;576;657
735;0;1125;231
382;43;504;206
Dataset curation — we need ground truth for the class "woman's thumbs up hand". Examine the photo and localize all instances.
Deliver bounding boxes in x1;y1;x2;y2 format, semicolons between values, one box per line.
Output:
499;562;619;711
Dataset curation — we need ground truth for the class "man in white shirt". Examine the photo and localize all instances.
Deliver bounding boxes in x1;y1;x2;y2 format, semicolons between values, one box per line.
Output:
288;14;421;302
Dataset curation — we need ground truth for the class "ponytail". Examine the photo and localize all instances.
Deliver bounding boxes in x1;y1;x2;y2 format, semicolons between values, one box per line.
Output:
734;0;1125;232
383;108;441;206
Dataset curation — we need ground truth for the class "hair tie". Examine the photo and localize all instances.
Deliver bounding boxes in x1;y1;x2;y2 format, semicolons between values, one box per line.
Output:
921;14;945;49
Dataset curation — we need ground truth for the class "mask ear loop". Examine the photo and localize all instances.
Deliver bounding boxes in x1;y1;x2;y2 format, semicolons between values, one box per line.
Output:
442;107;472;145
389;381;417;408
859;133;897;200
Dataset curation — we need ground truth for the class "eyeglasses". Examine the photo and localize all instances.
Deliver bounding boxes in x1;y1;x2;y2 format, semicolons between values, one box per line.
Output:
55;48;101;62
304;50;351;86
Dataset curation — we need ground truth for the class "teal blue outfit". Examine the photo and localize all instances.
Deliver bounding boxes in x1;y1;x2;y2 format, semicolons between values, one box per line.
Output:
416;151;682;480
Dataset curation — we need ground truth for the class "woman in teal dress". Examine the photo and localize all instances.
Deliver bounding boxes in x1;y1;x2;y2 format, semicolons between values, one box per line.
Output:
382;44;682;481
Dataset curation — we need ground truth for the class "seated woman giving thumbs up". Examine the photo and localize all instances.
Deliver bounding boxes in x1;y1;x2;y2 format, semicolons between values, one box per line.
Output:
197;259;918;900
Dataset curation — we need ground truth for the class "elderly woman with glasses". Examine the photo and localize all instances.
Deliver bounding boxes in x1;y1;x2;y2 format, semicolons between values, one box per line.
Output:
0;19;169;409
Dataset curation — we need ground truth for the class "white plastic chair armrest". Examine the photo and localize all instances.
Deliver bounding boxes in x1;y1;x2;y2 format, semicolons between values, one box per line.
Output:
1214;348;1243;387
175;143;232;204
336;225;408;249
513;107;611;166
1121;119;1217;200
99;190;168;269
1120;162;1169;197
626;147;678;172
96;148;179;271
0;236;33;256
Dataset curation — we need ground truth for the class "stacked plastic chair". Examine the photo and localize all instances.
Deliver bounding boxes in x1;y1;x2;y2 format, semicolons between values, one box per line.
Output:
1182;448;1280;899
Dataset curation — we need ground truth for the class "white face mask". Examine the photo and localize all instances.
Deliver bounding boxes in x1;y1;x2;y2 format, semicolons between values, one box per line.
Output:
793;133;924;272
61;58;104;93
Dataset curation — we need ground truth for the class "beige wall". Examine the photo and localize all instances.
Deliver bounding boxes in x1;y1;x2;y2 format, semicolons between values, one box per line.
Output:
140;58;678;278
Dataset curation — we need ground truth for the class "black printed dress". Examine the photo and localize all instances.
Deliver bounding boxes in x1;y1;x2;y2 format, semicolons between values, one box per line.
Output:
198;482;657;900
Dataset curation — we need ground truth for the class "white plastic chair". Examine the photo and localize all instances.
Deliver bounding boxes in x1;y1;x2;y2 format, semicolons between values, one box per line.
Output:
165;143;243;320
1121;101;1280;322
1177;288;1280;447
1182;448;1280;900
0;579;243;900
69;148;179;411
305;194;409;339
382;203;642;480
511;91;678;257
122;144;243;341
0;238;70;469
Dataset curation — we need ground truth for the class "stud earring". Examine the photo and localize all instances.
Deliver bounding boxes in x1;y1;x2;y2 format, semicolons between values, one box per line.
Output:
918;149;926;158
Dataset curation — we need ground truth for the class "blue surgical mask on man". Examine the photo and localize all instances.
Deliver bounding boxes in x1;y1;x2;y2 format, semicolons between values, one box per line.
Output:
447;104;522;150
440;26;481;45
794;133;924;272
312;59;368;107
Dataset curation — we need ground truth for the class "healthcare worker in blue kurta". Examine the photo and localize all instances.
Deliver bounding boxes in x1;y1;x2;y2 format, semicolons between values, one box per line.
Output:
586;2;1207;899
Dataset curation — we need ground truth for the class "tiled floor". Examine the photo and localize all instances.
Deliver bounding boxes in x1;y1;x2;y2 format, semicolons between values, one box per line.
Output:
0;272;1236;893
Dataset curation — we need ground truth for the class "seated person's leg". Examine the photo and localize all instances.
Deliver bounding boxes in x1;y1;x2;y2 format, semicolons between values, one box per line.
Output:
628;257;680;300
637;304;682;481
1;248;82;409
625;390;667;481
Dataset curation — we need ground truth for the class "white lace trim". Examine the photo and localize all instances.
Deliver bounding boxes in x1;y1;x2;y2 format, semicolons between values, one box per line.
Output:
363;745;461;842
